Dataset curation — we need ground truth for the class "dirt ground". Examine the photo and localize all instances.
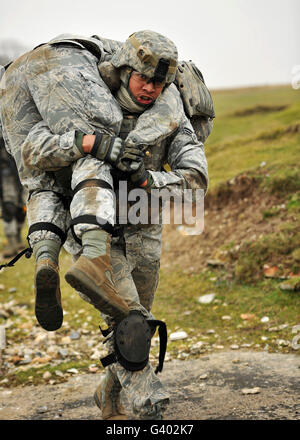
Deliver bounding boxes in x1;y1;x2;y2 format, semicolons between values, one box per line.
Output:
0;350;299;420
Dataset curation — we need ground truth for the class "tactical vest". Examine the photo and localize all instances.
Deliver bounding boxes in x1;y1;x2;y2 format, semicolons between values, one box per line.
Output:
119;114;168;172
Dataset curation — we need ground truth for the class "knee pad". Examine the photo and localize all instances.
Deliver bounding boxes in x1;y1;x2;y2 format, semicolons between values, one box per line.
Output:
101;310;167;374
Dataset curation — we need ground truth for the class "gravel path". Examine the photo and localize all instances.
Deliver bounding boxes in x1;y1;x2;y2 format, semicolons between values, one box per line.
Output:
0;350;299;420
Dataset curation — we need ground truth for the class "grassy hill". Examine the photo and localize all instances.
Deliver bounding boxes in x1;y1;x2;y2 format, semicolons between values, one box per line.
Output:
0;84;299;387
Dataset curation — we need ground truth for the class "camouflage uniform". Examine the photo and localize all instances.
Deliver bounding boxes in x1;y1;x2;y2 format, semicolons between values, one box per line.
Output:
0;36;123;246
0;127;26;256
0;31;211;419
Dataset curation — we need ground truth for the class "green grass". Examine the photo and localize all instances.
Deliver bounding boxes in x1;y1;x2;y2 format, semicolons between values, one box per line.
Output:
152;268;300;357
206;85;300;189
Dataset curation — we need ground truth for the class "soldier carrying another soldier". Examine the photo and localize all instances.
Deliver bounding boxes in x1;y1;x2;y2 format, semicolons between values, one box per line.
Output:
0;30;213;419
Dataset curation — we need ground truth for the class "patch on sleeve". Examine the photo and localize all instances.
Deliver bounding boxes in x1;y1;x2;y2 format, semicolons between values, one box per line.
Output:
181;127;194;136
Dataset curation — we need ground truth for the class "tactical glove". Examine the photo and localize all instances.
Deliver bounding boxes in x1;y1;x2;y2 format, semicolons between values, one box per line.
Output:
89;132;124;164
130;160;152;187
89;132;143;174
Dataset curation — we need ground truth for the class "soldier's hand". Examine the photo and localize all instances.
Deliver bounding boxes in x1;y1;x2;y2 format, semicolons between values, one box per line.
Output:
81;135;96;153
130;160;151;187
88;132;126;166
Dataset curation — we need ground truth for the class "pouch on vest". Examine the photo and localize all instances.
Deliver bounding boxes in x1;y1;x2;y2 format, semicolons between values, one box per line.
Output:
100;310;167;374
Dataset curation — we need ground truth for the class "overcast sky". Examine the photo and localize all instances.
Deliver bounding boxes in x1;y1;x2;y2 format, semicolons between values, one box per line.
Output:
0;0;299;89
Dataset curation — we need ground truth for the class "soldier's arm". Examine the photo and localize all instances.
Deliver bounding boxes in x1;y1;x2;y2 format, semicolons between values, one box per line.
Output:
146;116;209;195
21;121;87;171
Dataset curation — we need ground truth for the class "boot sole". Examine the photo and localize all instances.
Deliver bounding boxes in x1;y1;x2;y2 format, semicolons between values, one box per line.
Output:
35;265;63;331
65;269;128;320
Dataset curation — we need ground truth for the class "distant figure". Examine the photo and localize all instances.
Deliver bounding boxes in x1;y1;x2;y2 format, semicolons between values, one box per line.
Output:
0;130;26;258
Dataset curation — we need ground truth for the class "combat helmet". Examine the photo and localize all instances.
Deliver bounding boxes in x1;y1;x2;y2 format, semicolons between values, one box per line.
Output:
111;30;178;85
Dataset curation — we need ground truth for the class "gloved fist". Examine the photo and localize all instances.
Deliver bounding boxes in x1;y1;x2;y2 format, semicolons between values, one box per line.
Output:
130;160;150;187
89;131;125;165
115;145;145;173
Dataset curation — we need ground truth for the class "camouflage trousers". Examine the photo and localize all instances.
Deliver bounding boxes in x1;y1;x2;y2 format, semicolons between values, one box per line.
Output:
75;223;170;419
27;158;114;246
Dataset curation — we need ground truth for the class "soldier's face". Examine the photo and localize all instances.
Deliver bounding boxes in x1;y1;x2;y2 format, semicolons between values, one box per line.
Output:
129;71;164;105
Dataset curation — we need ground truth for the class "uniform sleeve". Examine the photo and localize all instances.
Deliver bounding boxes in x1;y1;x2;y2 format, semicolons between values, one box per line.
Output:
147;116;209;195
21;121;84;172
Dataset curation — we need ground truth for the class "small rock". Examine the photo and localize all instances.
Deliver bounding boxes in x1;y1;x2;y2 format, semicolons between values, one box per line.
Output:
242;387;260;395
240;313;256;321
268;326;280;332
230;344;239;350
34;333;48;345
61;336;71;345
31;356;52;364
263;265;279;278
19;355;32;365
170;331;188;341
277;339;290;347
8;287;16;293
261;316;269;323
232;359;240;364
221;315;232;320
199;374;208;380
43;371;52;380
280;277;300;291
67;368;79;374
190;341;207;353
70;330;81;340
198;293;216;304
58;349;68;358
37;406;48;414
0;284;5;290
207;259;225;267
55;370;64;377
177;352;189;359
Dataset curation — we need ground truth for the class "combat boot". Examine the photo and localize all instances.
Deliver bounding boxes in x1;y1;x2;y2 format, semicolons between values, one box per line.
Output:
2;235;20;258
33;240;63;331
65;230;129;321
94;372;128;420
